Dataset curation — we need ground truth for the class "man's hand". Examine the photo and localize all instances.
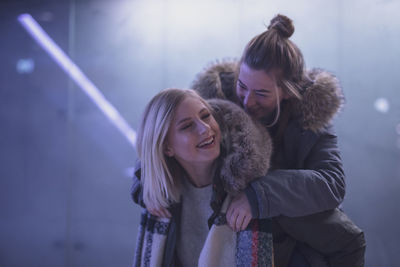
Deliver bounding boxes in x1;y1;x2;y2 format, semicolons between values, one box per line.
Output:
226;192;252;232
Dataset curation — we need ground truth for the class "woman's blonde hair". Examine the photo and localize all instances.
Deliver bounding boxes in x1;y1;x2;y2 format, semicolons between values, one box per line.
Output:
136;88;211;210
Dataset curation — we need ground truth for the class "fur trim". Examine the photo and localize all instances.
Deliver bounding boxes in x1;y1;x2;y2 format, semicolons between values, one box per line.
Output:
192;59;240;105
193;61;345;132
293;69;345;132
208;99;272;196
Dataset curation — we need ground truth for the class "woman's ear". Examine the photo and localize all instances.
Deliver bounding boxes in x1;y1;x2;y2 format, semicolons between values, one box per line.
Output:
282;90;290;100
278;86;289;100
164;144;174;157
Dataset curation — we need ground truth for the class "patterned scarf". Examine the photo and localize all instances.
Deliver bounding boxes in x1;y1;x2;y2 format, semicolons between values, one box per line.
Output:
134;200;273;267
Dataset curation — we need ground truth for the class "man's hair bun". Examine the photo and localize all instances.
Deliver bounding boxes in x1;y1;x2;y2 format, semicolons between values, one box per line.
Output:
267;14;295;38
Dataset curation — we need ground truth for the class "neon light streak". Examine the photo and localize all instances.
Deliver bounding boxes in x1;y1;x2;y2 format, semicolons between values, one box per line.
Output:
18;13;136;148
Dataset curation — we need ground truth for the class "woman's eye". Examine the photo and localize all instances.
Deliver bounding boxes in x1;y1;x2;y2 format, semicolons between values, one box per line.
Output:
180;123;192;130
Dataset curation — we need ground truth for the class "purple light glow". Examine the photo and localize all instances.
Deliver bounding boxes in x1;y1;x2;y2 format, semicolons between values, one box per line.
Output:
18;13;136;148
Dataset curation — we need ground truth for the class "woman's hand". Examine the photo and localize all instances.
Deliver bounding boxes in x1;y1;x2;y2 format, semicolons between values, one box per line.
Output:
226;192;252;232
148;207;171;218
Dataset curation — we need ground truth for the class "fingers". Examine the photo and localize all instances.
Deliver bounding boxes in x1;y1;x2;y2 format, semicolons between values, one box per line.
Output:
226;208;234;231
226;202;237;231
235;212;246;232
159;208;172;218
148;207;171;218
148;208;160;217
226;204;234;228
227;209;250;231
241;215;252;231
226;192;253;231
226;204;243;232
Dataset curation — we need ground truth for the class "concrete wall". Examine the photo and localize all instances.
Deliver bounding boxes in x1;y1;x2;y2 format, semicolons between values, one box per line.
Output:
1;0;399;266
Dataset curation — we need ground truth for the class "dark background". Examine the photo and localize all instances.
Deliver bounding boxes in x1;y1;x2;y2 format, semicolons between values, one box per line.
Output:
1;0;399;266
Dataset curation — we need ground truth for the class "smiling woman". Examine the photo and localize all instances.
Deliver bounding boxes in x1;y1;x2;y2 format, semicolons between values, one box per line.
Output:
164;96;221;187
132;88;274;267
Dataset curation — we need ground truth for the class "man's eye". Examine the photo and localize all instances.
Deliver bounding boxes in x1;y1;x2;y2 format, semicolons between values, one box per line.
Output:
256;93;268;97
238;81;247;90
201;113;211;120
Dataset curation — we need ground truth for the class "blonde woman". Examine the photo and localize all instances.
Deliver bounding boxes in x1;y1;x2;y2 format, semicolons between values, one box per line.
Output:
132;88;273;267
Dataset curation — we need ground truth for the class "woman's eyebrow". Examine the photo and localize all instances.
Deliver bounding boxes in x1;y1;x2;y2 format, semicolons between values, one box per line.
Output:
176;108;208;126
176;117;191;126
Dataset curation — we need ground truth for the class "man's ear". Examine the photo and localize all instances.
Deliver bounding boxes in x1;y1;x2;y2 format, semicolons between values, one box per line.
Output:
164;144;174;157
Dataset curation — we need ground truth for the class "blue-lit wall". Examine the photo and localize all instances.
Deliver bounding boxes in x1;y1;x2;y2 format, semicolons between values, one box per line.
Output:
1;0;399;266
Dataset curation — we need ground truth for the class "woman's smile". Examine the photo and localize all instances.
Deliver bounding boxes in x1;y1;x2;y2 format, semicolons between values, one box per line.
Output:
197;135;216;149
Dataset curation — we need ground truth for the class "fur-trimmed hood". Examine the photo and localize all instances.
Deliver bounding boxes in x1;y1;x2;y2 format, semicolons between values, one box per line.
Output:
208;99;272;196
192;60;345;133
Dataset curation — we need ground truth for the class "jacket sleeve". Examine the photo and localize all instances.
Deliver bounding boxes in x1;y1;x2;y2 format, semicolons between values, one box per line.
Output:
249;129;346;218
277;209;366;267
131;160;146;208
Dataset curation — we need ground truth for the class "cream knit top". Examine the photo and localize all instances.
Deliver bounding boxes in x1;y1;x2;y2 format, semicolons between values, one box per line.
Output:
176;177;236;267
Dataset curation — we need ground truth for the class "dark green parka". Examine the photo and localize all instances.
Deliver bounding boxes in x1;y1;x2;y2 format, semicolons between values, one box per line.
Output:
191;60;366;267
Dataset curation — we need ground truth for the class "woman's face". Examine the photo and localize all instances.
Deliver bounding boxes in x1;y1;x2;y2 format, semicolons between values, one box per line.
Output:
165;96;221;168
236;63;288;121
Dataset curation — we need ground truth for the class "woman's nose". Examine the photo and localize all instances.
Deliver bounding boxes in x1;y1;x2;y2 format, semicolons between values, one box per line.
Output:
243;92;256;109
197;120;210;134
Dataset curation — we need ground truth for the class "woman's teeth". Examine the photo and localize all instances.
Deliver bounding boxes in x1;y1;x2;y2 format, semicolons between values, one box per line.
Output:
197;137;214;148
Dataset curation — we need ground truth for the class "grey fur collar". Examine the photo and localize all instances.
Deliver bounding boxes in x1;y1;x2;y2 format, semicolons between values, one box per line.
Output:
208;99;272;196
192;60;345;133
